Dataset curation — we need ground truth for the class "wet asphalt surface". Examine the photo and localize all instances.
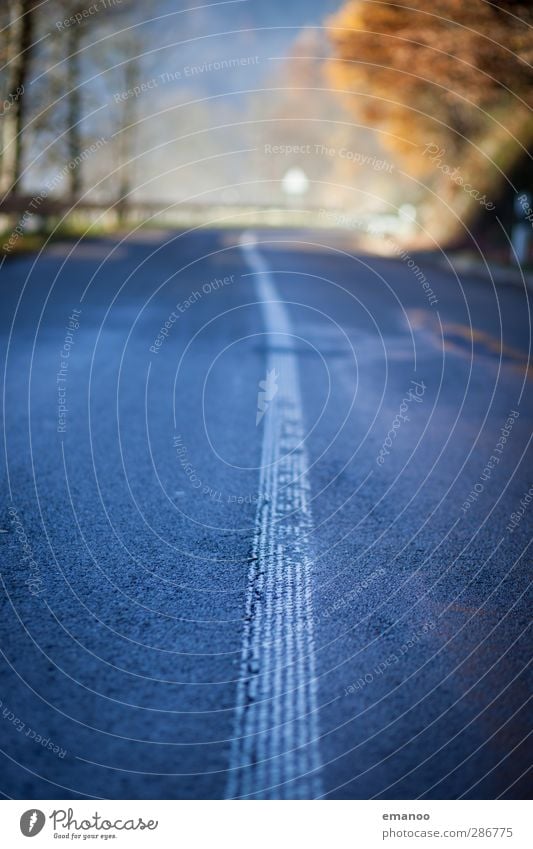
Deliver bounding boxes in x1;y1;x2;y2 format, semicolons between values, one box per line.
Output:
0;228;531;799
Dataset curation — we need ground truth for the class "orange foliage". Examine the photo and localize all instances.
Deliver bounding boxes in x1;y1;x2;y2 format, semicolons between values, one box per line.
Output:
327;0;533;168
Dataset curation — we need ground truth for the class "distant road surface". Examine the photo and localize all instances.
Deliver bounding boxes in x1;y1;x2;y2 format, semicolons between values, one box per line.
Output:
1;228;531;799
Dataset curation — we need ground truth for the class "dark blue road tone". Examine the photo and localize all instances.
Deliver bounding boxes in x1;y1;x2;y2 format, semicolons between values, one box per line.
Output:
1;228;531;799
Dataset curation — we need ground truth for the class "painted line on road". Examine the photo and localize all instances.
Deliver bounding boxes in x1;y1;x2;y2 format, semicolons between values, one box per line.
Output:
226;234;323;799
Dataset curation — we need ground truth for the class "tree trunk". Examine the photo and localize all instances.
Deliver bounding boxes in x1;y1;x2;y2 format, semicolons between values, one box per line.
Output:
0;0;36;195
66;23;82;199
117;53;138;223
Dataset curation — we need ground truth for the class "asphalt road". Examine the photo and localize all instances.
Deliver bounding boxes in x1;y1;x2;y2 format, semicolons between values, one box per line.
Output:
1;228;531;799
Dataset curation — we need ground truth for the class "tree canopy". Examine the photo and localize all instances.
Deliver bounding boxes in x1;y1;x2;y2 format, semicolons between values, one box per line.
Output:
327;0;533;238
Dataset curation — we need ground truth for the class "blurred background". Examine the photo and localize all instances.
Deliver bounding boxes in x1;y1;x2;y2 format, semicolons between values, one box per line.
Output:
1;1;532;803
1;0;533;259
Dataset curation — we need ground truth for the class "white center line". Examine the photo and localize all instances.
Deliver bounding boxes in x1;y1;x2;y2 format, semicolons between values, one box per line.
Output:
226;235;323;800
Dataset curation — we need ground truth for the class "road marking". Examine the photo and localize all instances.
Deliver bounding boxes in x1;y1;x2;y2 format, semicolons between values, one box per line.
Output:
226;235;323;799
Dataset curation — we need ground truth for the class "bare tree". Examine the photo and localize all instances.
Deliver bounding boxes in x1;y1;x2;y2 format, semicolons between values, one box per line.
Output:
52;0;136;201
0;0;38;195
113;31;142;221
64;5;84;198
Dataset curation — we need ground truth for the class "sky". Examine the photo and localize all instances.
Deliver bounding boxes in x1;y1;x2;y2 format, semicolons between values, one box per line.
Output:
24;0;395;212
101;0;390;208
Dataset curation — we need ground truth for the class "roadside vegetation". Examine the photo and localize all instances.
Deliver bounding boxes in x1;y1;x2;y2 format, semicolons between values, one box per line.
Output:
327;1;533;247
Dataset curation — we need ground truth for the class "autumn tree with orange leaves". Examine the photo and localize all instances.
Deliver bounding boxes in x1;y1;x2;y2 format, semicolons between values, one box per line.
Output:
327;0;533;240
